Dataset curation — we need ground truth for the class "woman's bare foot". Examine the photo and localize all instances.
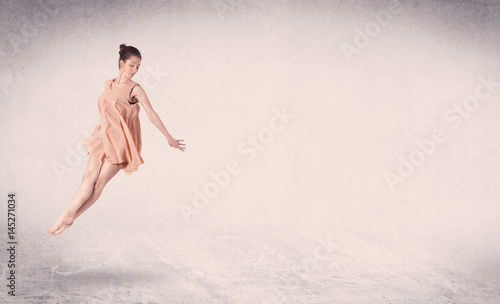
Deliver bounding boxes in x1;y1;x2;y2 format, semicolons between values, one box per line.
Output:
48;212;75;235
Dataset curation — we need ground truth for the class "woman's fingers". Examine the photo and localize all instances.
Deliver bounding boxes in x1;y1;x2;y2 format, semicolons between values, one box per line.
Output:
168;138;186;151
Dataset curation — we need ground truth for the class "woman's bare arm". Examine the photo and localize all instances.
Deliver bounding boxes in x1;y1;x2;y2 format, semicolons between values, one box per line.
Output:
132;85;186;151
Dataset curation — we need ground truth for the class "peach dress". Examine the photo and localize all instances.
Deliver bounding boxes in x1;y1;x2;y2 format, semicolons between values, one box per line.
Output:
82;78;144;175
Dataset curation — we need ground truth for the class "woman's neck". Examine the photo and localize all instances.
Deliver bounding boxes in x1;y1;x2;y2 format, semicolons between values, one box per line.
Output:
115;71;131;84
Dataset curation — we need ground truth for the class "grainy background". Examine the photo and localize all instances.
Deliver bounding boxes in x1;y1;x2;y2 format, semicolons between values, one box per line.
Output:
1;0;500;303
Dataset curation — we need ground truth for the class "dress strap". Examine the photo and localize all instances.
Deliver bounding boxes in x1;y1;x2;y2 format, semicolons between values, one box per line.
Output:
128;84;140;105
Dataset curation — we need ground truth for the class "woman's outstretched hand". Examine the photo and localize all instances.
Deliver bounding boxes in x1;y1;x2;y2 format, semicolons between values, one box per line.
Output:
167;136;186;152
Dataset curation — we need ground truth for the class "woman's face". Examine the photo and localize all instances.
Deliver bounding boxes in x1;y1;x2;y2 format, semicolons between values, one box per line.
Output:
120;56;141;79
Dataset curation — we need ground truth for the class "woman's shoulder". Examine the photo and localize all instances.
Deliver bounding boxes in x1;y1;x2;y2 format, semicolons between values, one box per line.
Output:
103;78;114;87
101;78;141;89
129;81;142;91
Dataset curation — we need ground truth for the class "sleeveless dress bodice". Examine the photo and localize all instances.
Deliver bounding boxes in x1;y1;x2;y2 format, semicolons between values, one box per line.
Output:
82;78;144;174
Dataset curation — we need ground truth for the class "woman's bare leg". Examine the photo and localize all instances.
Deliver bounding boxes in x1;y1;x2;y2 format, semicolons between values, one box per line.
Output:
74;160;122;219
48;154;104;235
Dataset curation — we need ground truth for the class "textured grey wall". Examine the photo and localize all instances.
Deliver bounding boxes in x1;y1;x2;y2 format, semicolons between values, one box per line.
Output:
1;0;500;303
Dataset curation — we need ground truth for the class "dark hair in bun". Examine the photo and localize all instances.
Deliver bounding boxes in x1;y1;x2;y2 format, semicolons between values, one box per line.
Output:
118;44;141;69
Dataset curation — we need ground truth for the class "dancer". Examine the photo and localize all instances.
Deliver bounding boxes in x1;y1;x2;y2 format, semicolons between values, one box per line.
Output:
48;44;185;236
